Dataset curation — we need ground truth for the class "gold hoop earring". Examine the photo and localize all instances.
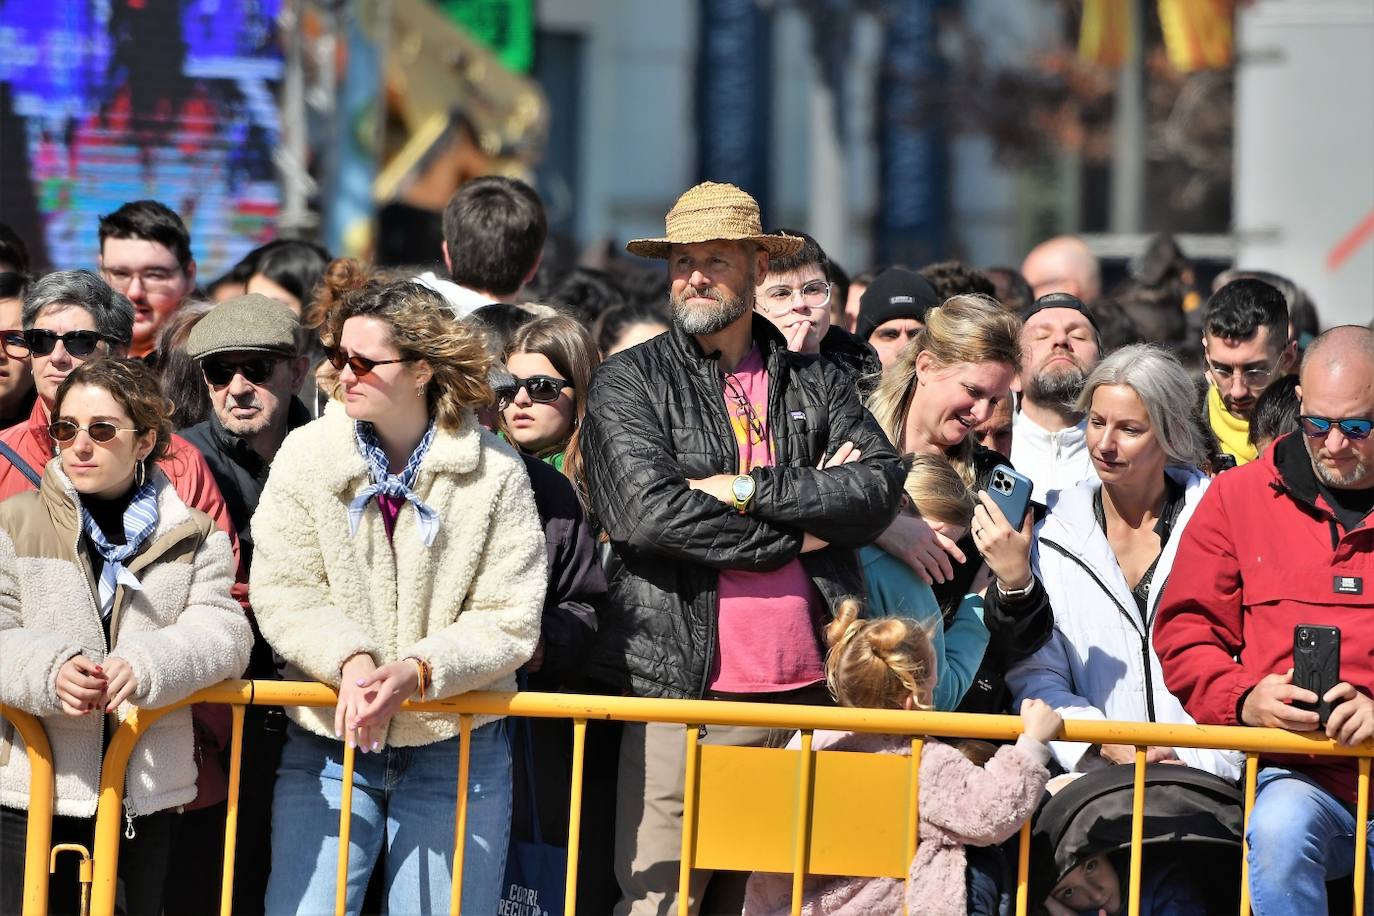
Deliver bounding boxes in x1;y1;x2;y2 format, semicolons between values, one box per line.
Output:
135;459;146;488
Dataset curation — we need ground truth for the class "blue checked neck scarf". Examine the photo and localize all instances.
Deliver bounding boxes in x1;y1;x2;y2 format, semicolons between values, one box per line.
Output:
80;476;160;619
349;420;441;547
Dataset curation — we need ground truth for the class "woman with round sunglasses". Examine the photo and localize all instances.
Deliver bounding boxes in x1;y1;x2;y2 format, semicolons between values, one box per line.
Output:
500;314;602;497
0;358;251;916
250;277;546;915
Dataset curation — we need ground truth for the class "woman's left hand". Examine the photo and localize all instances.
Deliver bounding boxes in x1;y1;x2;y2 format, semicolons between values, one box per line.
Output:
99;657;139;713
972;490;1034;591
349;660;422;744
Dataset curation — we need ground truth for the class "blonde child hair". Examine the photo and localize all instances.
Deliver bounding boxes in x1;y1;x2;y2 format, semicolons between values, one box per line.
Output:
824;598;938;711
902;454;976;530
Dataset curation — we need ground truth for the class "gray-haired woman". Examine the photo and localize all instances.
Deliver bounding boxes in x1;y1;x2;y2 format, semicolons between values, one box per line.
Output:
1007;344;1240;778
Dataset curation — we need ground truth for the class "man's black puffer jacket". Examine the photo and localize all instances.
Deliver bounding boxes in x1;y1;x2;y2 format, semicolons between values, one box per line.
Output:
582;314;904;699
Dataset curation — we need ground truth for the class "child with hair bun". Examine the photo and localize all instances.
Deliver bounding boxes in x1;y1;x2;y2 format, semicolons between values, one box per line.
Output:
861;454;990;710
742;602;1060;916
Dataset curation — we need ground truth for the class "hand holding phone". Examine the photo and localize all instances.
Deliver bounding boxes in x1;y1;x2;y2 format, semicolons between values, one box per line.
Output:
1293;625;1342;727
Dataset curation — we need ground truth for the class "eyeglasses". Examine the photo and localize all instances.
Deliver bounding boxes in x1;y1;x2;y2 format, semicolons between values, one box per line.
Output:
1204;355;1277;388
1300;415;1373;441
759;280;832;315
322;345;413;377
496;375;571;409
24;329;106;358
203;356;281;387
1;330;29;359
101;266;185;294
49;420;142;444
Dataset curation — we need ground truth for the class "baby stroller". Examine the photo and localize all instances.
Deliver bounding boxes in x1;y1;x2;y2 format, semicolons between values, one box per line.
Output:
1028;764;1243;915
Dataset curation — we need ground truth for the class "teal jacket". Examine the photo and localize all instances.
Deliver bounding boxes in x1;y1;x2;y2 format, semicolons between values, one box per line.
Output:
859;546;990;711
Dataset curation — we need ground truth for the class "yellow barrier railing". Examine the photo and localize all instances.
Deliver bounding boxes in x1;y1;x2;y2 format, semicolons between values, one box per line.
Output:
11;681;1369;916
0;706;56;916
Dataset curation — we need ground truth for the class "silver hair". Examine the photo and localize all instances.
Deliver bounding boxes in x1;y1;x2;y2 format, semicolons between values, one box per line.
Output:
1075;343;1206;469
22;270;134;348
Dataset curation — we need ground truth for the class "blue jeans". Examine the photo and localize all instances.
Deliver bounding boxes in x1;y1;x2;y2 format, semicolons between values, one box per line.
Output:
1247;766;1373;916
265;720;512;915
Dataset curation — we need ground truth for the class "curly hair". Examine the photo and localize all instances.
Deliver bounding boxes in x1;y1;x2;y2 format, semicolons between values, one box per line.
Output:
321;260;492;432
53;357;174;464
824;598;938;711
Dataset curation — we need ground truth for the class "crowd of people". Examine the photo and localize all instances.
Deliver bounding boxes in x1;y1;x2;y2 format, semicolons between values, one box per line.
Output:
0;176;1369;916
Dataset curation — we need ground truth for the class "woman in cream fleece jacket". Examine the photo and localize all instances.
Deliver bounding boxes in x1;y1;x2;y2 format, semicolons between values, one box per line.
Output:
0;359;251;916
250;273;546;915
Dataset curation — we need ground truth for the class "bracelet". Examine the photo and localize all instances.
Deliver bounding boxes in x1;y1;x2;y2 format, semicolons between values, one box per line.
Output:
406;656;431;701
996;577;1036;600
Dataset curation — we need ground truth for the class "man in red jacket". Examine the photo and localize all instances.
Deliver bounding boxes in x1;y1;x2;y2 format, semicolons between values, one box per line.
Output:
1155;324;1374;915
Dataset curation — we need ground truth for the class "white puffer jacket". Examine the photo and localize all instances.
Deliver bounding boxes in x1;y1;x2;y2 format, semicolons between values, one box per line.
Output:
1007;467;1241;779
249;403;546;745
0;463;251;817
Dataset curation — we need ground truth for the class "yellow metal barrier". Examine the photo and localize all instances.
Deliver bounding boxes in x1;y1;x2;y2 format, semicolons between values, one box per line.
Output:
63;681;1372;916
1;706;57;916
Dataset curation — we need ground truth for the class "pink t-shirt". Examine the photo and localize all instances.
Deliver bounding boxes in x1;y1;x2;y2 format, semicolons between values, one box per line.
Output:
708;347;826;693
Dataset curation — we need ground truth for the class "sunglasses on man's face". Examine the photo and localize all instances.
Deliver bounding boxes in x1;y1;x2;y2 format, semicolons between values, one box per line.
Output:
24;329;106;358
496;375;571;409
1300;415;1374;441
322;345;412;378
203;357;280;387
48;420;142;444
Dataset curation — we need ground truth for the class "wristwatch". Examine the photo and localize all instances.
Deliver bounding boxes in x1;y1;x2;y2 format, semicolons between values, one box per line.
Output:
730;474;756;514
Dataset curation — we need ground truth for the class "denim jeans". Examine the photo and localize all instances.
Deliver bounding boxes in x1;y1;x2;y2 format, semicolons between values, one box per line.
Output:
1246;766;1374;916
264;719;511;916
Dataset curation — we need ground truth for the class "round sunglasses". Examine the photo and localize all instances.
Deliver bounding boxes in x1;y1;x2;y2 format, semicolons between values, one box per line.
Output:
1299;415;1373;441
49;420;143;444
24;329;107;358
496;375;571;409
322;345;413;377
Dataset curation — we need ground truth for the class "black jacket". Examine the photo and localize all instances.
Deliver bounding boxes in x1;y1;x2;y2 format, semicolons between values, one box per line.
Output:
818;326;882;398
181;398;313;574
582;315;904;699
518;454;608;691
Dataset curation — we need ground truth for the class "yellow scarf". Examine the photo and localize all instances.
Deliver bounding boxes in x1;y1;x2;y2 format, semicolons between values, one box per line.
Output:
1207;384;1258;465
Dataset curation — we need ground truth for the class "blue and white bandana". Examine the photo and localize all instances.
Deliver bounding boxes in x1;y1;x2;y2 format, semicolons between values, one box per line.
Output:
81;477;160;618
348;420;441;547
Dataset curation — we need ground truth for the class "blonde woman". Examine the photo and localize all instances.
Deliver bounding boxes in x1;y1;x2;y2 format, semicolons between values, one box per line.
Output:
251;272;546;914
866;295;1052;716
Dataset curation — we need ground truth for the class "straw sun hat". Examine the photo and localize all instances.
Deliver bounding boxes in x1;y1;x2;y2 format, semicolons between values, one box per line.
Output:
626;181;803;260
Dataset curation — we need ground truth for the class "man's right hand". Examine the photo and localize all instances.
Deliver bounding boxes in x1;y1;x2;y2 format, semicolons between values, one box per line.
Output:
1240;668;1321;732
876;512;967;585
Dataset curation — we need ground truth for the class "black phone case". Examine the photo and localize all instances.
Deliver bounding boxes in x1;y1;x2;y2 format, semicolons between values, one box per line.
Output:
1293;625;1341;726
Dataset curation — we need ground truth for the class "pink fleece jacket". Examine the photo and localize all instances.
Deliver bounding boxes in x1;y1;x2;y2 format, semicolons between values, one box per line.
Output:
742;730;1051;916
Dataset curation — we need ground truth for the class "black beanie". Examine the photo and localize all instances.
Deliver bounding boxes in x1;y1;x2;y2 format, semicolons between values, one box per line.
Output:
856;268;940;340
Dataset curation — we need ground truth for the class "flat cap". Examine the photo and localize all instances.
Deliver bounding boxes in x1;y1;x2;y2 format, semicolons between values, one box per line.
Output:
186;294;300;360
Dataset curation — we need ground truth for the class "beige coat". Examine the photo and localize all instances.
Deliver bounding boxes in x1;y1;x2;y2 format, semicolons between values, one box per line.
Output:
0;463;250;817
249;403;546;745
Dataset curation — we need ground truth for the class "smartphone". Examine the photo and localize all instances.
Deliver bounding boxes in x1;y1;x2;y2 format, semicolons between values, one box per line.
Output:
1293;625;1341;727
987;464;1034;531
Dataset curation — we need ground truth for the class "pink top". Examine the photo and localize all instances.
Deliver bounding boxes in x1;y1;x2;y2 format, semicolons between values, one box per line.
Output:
377;492;404;543
708;347;826;693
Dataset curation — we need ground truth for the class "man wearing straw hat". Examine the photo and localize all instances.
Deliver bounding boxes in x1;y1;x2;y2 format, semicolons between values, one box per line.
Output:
581;182;904;914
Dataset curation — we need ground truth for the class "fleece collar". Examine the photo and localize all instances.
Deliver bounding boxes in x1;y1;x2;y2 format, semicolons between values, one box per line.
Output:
312;400;484;495
37;459;196;549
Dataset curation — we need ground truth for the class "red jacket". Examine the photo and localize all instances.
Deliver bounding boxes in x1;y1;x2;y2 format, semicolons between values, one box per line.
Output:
1154;434;1374;803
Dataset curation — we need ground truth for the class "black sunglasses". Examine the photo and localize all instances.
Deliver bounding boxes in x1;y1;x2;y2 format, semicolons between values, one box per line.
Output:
1;330;29;359
203;356;281;387
322;345;413;377
496;374;571;409
24;329;106;358
1300;415;1373;441
49;420;142;444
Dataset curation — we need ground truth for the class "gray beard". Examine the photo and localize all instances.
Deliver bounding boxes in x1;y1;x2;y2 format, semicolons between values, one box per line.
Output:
672;289;750;337
1025;365;1087;411
1307;443;1371;489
